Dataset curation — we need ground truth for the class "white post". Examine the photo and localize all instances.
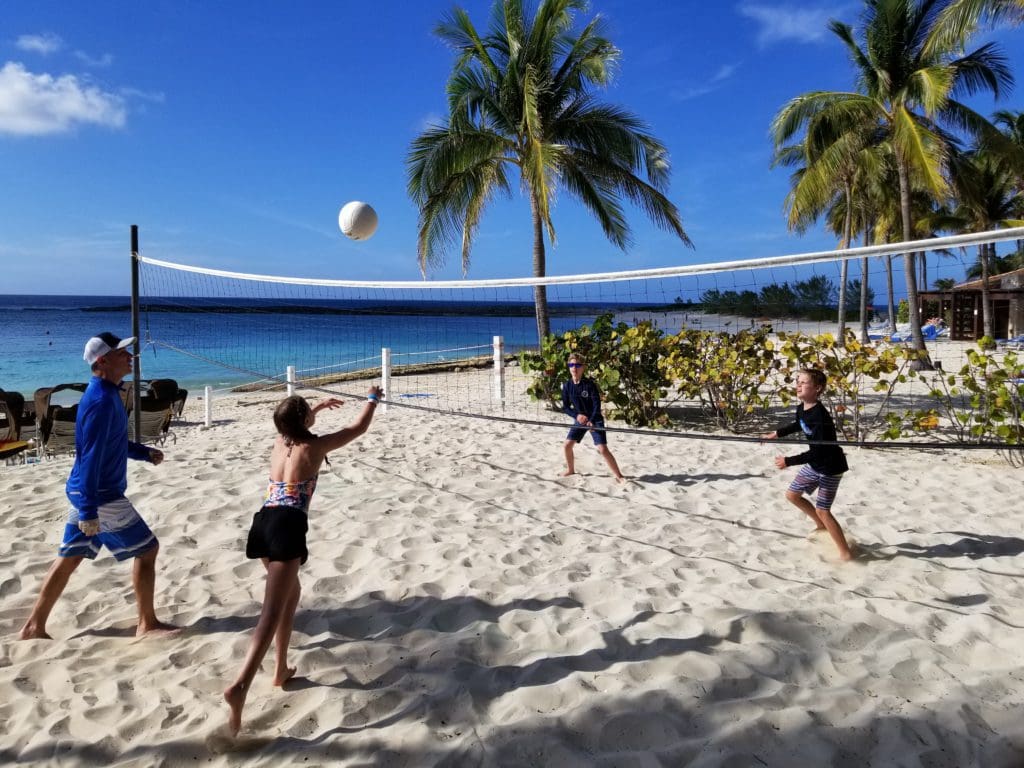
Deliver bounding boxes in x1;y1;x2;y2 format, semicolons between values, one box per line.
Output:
286;365;296;397
204;386;212;429
381;347;391;414
493;335;505;406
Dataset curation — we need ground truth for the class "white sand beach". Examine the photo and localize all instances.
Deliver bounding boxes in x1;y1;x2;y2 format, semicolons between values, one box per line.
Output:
2;367;1023;767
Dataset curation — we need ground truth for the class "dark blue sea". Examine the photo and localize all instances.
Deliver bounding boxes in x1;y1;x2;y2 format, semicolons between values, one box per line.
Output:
0;294;665;397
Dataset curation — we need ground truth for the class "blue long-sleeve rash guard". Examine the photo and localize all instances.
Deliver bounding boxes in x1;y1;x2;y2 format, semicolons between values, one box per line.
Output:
561;377;603;422
65;377;151;520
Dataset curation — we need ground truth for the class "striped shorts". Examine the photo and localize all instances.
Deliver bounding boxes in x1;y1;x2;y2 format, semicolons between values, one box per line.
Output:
787;464;843;511
59;497;158;561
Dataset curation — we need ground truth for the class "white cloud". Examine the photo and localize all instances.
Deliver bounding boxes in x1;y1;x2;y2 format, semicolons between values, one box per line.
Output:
75;50;115;68
738;3;846;46
121;86;165;104
0;62;126;136
16;33;63;55
669;63;740;102
712;63;739;83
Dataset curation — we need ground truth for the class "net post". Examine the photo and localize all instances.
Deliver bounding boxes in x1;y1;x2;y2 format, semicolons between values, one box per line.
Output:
493;335;504;407
204;386;212;429
286;365;296;397
381;347;391;413
130;225;142;442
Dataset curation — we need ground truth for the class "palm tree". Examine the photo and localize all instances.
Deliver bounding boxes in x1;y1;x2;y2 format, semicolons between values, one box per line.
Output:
772;0;1013;361
949;149;1024;335
407;0;691;341
993;109;1024;254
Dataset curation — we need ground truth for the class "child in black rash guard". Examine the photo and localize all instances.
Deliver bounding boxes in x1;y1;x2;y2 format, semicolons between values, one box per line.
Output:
763;368;854;561
561;353;625;483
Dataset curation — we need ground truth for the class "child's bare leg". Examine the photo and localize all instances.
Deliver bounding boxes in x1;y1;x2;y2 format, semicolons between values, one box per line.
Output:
784;490;826;532
224;558;301;735
597;445;625;482
561;441;576;476
272;573;301;685
816;507;854;560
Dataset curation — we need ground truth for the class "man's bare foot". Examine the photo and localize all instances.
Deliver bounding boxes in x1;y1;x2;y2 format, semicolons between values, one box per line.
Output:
560;469;576;477
136;620;181;638
807;527;827;539
838;544;858;561
19;622;52;640
223;682;248;736
273;666;297;687
614;475;627;484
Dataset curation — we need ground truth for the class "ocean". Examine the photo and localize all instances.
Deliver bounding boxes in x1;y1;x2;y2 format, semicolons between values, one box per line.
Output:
0;294;664;398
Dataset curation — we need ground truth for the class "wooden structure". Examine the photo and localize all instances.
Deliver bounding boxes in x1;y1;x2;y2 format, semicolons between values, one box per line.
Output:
919;267;1024;341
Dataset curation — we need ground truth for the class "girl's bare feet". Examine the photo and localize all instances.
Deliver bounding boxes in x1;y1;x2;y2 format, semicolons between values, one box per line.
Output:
137;620;181;638
273;666;297;686
223;682;248;736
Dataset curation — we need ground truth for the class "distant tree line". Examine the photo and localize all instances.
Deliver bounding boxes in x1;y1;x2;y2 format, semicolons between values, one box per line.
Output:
695;276;874;320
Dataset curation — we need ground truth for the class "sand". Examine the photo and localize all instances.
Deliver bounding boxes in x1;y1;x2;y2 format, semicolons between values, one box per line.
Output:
2;366;1023;767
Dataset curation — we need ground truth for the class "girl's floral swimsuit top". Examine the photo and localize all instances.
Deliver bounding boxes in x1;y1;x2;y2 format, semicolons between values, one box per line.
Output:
264;477;318;513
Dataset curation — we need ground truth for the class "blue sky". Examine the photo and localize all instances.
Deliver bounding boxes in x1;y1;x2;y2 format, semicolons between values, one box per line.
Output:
2;0;1023;295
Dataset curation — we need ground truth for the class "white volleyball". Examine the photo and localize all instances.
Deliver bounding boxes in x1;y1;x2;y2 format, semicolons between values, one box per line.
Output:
338;201;378;241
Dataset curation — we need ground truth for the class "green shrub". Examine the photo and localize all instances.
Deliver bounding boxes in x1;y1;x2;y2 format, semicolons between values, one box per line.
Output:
883;349;1024;445
897;299;910;324
661;326;781;431
775;330;919;441
519;313;670;427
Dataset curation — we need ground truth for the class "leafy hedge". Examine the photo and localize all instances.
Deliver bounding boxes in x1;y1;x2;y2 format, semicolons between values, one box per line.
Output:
520;314;1024;453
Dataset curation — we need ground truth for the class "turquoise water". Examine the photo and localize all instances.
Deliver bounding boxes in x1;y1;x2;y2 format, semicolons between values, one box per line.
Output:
0;295;635;398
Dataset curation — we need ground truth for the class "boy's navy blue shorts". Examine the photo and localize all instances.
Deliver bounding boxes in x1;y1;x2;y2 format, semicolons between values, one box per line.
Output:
567;419;608;445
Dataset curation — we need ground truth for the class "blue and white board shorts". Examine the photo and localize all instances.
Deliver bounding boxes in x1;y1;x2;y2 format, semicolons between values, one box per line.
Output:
59;497;158;561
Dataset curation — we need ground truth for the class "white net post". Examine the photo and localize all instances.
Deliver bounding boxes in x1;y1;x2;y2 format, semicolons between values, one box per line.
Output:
381;347;391;414
493;335;505;407
204;386;212;429
286;365;295;397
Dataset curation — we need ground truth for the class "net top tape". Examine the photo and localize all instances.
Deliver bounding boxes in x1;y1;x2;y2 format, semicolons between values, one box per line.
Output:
138;227;1024;289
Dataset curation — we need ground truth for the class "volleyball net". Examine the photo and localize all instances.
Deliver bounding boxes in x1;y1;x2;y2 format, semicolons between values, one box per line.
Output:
136;227;1024;453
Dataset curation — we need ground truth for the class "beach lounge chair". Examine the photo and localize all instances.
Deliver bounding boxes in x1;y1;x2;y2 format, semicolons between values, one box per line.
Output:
0;399;30;464
34;383;88;458
890;324;942;343
998;334;1024;350
148;378;188;419
128;397;176;446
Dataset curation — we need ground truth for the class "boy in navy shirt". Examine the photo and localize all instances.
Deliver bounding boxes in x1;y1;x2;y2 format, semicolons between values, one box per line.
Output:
561;354;625;483
763;368;853;561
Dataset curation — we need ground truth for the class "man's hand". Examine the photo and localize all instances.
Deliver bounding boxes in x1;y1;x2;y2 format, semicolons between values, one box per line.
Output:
78;519;100;537
774;455;787;470
149;448;164;466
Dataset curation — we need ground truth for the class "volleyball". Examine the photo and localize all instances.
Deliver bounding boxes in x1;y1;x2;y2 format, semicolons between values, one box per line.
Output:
338;201;378;241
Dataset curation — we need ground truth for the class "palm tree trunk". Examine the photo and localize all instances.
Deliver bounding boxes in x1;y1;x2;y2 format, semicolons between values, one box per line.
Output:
860;226;870;343
885;254;897;335
897;158;929;363
981;242;993;338
836;183;852;347
529;191;550;342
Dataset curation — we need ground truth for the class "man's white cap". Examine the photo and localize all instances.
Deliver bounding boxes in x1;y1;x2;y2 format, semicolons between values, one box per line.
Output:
83;332;136;365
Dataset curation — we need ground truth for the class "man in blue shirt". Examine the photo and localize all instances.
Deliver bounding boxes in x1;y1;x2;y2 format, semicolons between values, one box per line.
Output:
561;354;625;483
20;332;177;639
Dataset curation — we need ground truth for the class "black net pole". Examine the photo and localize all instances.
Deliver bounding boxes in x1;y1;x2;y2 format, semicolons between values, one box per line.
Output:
130;225;142;440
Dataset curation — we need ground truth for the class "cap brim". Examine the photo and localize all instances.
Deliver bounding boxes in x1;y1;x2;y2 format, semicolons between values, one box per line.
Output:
116;337;136;349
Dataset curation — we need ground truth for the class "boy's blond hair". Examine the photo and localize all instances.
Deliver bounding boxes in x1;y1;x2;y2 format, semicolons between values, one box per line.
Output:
799;368;827;389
